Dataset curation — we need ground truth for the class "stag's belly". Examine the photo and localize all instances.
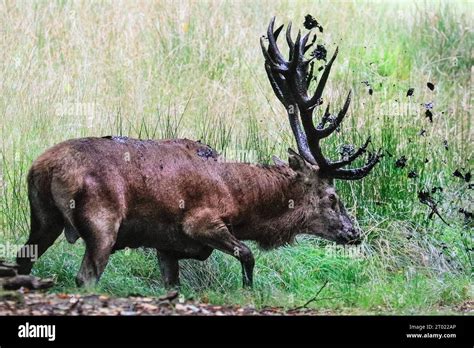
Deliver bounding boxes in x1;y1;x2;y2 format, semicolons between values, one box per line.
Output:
113;218;210;258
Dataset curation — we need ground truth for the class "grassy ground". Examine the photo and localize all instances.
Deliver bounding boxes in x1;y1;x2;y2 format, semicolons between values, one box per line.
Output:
0;0;472;314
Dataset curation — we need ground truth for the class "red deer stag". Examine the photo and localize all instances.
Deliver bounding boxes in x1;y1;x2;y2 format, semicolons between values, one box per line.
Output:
17;18;381;288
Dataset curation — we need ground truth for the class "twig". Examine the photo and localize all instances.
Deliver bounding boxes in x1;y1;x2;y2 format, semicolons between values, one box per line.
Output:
291;280;329;310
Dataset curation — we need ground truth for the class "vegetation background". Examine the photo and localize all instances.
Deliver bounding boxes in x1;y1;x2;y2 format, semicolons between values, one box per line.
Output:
0;0;472;313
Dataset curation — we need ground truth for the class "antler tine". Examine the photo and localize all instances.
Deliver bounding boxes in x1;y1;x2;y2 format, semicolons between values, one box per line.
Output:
264;63;289;107
328;136;371;170
307;47;339;109
286;31;313;106
330;150;383;180
260;37;277;65
303;93;348;170
321;102;331;124
267;17;285;64
269;24;284;61
286;22;294;58
300;32;311;55
315;90;351;138
291;30;303;67
260;36;288;74
274;24;284;40
304;33;317;54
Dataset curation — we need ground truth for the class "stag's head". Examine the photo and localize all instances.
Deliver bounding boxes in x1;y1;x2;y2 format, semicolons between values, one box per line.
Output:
261;18;382;245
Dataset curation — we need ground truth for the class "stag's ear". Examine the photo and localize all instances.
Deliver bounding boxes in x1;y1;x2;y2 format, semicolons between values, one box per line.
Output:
288;148;313;175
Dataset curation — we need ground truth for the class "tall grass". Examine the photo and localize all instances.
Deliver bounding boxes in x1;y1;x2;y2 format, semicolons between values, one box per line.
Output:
0;0;472;313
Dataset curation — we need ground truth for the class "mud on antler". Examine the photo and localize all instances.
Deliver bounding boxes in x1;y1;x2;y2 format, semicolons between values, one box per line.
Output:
261;17;381;180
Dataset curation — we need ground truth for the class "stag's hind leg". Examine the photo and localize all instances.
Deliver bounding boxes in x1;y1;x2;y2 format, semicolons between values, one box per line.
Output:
71;178;121;287
183;210;255;288
76;219;118;286
74;210;120;287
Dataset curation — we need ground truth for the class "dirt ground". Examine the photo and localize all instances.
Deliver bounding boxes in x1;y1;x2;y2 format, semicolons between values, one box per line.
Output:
0;290;472;316
0;290;326;315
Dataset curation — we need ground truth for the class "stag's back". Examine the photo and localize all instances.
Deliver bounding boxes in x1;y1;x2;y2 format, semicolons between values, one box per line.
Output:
28;137;228;221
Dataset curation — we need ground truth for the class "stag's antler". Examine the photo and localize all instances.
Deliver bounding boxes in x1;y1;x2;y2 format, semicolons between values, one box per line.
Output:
261;17;381;180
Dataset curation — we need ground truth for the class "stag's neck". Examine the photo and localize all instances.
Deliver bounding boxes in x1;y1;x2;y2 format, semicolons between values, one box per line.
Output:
221;162;310;249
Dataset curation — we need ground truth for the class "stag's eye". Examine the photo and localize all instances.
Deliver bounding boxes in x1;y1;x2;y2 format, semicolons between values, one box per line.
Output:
328;194;338;210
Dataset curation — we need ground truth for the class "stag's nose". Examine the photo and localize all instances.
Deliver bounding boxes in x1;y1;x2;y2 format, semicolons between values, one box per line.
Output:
336;228;362;245
348;229;362;245
347;228;363;245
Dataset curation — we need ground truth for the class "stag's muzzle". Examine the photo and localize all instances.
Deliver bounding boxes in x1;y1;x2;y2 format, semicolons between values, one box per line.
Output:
336;228;362;245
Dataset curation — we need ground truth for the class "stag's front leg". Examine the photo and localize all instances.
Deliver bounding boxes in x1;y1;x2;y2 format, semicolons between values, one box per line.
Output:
183;210;255;288
156;250;180;289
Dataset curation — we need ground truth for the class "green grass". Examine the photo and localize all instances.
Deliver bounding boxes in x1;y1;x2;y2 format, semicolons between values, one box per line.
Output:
0;0;472;314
